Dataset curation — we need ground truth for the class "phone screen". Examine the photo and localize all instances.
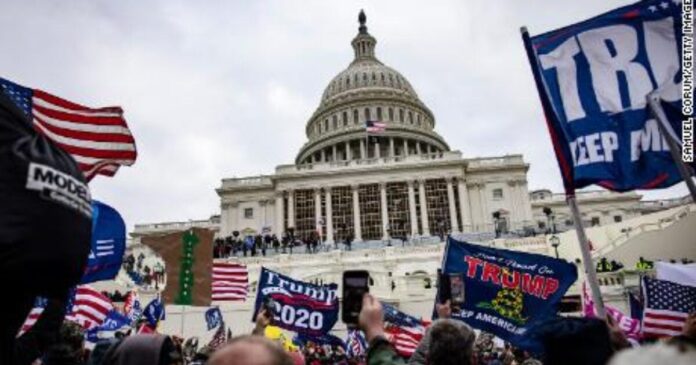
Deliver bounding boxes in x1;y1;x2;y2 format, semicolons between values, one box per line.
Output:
342;271;369;325
450;274;465;306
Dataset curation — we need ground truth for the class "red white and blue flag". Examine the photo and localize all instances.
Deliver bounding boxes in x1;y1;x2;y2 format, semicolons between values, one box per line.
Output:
382;302;427;357
365;120;386;134
0;77;136;181
642;277;696;338
65;286;115;329
345;329;367;358
212;262;249;301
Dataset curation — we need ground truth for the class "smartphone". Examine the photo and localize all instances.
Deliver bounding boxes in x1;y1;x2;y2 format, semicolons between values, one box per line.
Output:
342;270;370;325
438;270;451;304
449;273;465;307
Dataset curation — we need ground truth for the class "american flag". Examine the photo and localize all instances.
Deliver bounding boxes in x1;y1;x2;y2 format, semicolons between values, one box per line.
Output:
65;285;115;329
642;277;696;338
207;323;228;350
17;297;48;337
345;329;367;358
0;77;136;181
382;302;427;358
212;262;249;301
18;285;114;336
123;290;142;322
365;120;386;133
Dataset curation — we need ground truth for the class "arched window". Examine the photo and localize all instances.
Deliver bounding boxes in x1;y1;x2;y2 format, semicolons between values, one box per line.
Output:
364;108;371;121
409;111;414;124
363;73;367;83
324;119;329;131
377;107;382;121
342;111;348;127
388;107;394;121
346;77;350;87
417;114;422;126
389;74;394;85
353;109;359;124
332;115;338;130
372;72;376;81
381;73;385;83
399;109;404;122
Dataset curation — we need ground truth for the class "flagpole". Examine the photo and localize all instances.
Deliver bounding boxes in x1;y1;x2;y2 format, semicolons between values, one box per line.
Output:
520;26;606;318
180;304;186;337
567;195;606;318
646;92;696;202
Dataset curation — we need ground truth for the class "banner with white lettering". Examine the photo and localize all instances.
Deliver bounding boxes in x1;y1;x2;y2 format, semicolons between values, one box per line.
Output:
252;267;339;335
437;237;577;351
524;0;688;193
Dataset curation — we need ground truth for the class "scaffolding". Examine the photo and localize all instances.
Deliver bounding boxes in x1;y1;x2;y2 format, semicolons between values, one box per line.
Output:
425;178;451;236
331;186;353;242
386;182;410;239
294;189;315;241
359;184;382;240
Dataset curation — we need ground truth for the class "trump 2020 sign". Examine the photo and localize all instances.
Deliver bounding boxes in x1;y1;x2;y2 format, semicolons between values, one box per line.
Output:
253;267;339;335
438;238;577;351
525;0;687;193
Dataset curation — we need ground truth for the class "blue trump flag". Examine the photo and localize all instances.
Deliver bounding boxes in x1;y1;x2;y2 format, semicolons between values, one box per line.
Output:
205;306;223;330
143;297;166;328
438;237;577;351
86;310;131;342
523;0;688;193
252;267;339;336
80;200;126;284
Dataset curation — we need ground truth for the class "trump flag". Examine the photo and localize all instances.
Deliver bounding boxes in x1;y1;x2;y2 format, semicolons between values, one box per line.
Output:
80;200;126;284
252;267;339;335
524;0;688;193
437;237;577;351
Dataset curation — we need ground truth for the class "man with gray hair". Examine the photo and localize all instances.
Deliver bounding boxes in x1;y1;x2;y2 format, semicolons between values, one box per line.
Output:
409;300;476;365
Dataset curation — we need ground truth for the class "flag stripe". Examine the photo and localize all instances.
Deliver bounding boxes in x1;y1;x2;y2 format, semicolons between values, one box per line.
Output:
34;115;135;143
212;262;249;302
34;90;123;114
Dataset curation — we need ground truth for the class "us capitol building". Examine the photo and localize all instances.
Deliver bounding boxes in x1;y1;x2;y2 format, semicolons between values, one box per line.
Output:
218;12;535;243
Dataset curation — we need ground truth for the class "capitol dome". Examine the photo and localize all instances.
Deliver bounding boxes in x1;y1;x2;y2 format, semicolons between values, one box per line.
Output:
296;10;449;165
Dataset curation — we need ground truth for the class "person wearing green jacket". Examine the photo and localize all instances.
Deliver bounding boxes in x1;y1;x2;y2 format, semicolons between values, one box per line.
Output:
358;293;407;365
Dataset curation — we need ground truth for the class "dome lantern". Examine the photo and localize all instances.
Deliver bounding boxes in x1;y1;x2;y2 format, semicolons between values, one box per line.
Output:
351;10;378;64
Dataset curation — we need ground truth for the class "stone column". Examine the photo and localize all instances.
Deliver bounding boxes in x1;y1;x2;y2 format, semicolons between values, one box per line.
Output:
380;182;389;240
389;138;395;158
478;183;490;232
403;139;409;156
415;141;422;155
407;181;418;237
360;140;366;159
326;187;334;244
275;192;284;234
446;178;460;233
314;188;322;237
320;149;326;163
517;180;533;223
507;180;520;230
287;189;295;229
352;185;362;241
332;145;337;162
457;180;473;232
345;141;352;161
375;140;381;159
418;179;430;236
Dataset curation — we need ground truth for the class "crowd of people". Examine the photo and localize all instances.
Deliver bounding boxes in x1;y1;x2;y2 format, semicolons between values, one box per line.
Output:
213;231;356;259
121;251;166;290
10;293;696;365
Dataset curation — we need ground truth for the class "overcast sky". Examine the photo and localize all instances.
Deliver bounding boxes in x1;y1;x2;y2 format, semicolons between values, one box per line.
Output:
0;0;688;229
